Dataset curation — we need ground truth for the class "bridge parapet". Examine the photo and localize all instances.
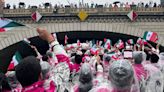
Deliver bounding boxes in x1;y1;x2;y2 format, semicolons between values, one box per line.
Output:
3;7;164;17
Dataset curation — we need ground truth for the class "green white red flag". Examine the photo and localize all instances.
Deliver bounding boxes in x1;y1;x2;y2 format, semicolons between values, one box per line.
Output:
8;51;22;71
127;39;134;45
127;10;138;21
31;11;42;22
115;39;124;49
0;18;24;32
104;39;112;49
64;35;68;45
143;31;158;43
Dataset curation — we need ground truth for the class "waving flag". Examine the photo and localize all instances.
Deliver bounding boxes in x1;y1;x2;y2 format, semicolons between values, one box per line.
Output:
8;51;22;71
77;39;81;46
136;38;143;45
0;18;24;32
31;11;42;22
104;39;112;49
90;47;99;55
127;10;138;21
143;31;158;43
115;39;124;49
64;35;68;45
127;39;134;45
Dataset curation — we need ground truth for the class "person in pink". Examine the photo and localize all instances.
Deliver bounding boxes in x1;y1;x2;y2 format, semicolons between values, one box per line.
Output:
133;51;147;82
72;63;93;92
90;59;140;92
37;28;83;73
109;59;140;92
15;56;56;92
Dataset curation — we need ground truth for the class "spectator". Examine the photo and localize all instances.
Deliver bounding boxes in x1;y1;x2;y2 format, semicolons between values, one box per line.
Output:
6;71;22;90
109;59;140;91
143;53;163;92
153;3;157;7
133;51;147;81
73;63;93;92
15;56;56;92
0;73;11;92
150;53;159;64
145;3;149;8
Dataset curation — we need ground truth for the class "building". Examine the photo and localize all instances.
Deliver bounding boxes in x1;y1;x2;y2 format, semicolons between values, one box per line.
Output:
161;0;164;7
0;0;4;17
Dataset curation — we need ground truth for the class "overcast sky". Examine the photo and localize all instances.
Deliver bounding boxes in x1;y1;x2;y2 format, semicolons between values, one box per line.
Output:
5;0;161;6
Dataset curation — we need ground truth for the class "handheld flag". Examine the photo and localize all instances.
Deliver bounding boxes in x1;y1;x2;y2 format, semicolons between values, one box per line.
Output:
143;31;158;43
104;39;112;49
127;10;138;21
136;38;143;45
0;18;24;32
77;39;81;46
115;39;124;49
8;51;22;71
90;47;99;55
127;39;134;45
31;11;42;22
64;35;68;45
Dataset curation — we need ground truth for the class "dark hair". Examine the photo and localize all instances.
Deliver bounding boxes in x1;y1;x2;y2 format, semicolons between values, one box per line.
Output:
105;56;111;62
150;54;159;63
75;55;82;64
15;56;41;87
79;82;93;92
0;73;11;91
133;52;143;64
104;49;108;54
42;55;48;61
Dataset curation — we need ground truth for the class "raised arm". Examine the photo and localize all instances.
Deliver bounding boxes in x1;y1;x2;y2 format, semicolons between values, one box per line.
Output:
37;28;69;62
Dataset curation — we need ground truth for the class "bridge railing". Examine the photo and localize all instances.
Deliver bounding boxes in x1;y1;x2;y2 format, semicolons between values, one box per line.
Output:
3;7;164;16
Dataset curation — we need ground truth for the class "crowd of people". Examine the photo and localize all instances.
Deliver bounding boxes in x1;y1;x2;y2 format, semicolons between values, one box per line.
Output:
4;1;161;9
0;28;164;92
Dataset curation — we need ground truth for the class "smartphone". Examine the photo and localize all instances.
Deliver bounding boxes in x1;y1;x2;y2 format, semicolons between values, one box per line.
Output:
123;50;133;59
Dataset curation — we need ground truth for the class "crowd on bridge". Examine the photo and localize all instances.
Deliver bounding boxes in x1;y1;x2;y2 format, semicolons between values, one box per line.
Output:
4;1;161;10
0;28;164;92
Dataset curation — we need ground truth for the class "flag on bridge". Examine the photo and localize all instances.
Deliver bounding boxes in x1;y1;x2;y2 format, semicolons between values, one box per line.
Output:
8;51;22;71
127;10;138;21
0;18;24;32
31;11;42;22
143;31;158;43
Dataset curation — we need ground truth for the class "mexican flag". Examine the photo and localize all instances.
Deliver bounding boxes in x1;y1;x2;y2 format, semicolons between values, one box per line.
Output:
115;39;124;49
104;39;112;49
127;10;138;21
0;18;24;32
8;51;22;71
143;39;148;45
127;39;134;45
31;11;42;22
77;39;81;46
143;31;158;43
136;38;143;45
90;47;99;55
64;35;68;45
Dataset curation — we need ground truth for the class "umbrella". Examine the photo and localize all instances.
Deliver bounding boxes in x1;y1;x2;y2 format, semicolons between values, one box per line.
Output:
113;1;120;4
